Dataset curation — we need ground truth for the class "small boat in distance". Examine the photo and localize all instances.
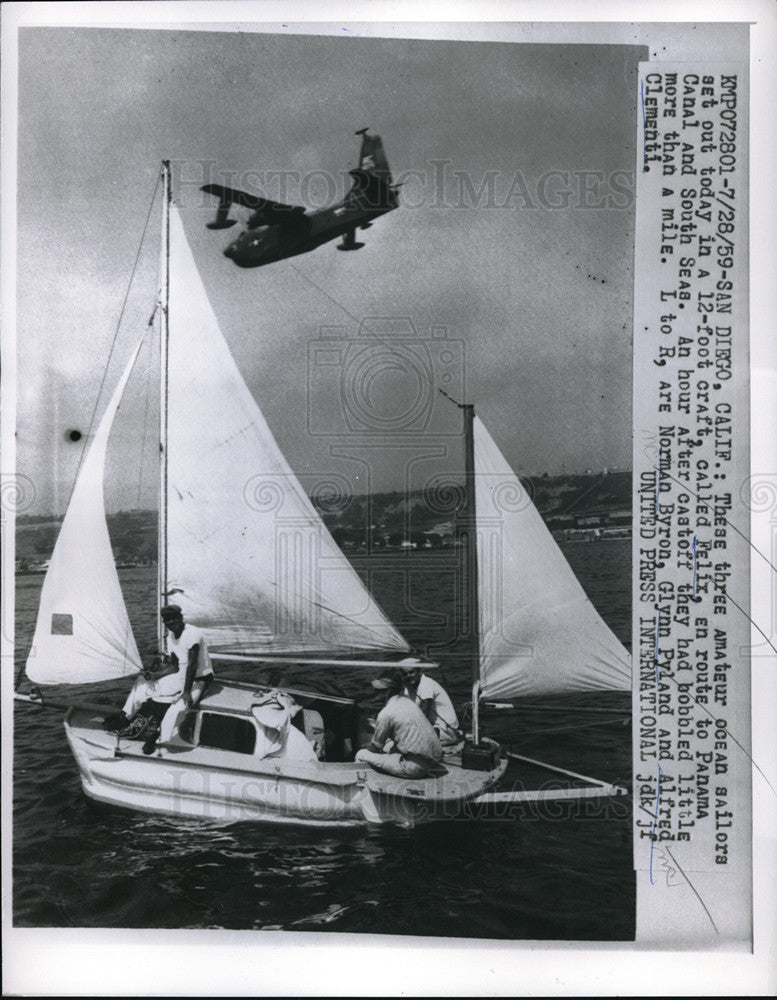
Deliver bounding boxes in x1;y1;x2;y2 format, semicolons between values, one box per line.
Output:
16;162;630;826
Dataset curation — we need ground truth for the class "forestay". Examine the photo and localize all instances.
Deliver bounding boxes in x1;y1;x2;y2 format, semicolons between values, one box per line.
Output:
474;418;631;698
25;347;144;685
165;205;409;654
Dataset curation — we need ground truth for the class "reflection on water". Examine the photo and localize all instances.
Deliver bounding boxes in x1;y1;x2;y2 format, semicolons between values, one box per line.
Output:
14;543;634;938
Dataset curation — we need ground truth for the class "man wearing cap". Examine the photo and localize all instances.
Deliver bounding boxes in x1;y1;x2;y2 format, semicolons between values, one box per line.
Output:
399;659;461;748
104;605;213;752
155;604;214;744
355;669;443;779
158;605;213;705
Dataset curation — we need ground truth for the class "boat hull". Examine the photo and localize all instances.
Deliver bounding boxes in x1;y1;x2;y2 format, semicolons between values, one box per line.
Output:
65;707;507;827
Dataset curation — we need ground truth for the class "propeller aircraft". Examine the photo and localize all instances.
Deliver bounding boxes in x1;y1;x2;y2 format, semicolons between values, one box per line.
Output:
201;129;399;268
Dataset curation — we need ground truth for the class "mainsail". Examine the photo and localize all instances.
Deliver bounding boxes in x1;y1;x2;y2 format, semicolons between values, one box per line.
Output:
25;346;144;685
474;417;631;699
164;205;409;654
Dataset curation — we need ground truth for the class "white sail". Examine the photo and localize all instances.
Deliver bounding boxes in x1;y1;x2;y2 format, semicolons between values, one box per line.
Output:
474;417;631;698
164;205;409;654
26;346;144;685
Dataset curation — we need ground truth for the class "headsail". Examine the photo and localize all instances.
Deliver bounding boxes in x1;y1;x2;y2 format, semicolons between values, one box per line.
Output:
473;417;631;698
164;204;409;654
25;346;144;685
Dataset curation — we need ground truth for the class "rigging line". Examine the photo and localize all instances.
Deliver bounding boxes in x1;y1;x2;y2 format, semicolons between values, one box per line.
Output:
507;717;630;740
485;704;630;714
654;461;777;655
651;460;777;579
15;174;161;691
63;171;162;515
287;260;465;407
662;845;719;935
648;459;777;663
438;387;463;408
288;260;363;326
659;653;776;798
724;590;777;658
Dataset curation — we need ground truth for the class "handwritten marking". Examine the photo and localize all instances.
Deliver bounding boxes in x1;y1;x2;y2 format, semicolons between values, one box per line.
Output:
640;79;648;173
649;764;663;885
654;846;681;887
663;846;720;934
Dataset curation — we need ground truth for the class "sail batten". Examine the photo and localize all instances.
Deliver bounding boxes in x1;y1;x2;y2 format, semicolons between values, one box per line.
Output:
25;345;144;685
473;417;630;699
164;205;408;654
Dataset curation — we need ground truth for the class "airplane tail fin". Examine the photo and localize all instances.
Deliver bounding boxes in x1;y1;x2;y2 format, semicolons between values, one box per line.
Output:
356;129;393;185
349;130;397;211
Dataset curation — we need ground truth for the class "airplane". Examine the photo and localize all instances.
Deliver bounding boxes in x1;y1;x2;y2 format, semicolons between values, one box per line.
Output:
201;129;400;268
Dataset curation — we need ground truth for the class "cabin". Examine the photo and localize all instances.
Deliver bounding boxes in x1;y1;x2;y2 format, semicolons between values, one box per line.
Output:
173;681;361;763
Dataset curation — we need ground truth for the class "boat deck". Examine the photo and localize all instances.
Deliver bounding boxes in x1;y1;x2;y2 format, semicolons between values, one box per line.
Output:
67;707;507;807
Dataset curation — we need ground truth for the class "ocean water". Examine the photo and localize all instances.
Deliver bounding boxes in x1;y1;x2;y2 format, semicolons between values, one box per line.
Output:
13;540;634;939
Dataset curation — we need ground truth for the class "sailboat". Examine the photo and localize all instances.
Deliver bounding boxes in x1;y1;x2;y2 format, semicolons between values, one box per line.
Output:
16;163;631;826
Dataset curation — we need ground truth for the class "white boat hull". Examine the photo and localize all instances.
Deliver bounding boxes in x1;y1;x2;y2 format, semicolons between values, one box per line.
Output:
65;707;507;827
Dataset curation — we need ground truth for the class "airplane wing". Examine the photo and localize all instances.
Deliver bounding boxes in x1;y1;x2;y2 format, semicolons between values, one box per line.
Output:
201;183;307;228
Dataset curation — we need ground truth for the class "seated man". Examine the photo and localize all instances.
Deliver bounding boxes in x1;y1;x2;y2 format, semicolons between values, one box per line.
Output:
154;604;215;746
355;669;443;779
103;651;183;754
105;605;214;753
399;658;462;748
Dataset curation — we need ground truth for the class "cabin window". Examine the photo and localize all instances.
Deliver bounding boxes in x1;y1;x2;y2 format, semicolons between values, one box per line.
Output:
198;712;256;755
51;613;73;635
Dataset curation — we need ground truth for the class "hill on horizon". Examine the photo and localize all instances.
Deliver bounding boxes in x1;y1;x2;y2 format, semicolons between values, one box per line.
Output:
16;470;631;567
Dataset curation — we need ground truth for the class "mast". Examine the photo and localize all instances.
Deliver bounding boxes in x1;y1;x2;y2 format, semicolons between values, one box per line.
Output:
157;160;171;651
462;403;481;744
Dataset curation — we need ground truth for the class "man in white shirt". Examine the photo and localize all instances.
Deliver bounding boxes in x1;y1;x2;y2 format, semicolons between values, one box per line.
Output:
105;605;213;752
156;604;214;744
400;659;461;748
107;651;184;745
160;604;213;705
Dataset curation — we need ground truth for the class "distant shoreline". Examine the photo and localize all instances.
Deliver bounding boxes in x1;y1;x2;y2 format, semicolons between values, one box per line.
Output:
16;470;633;570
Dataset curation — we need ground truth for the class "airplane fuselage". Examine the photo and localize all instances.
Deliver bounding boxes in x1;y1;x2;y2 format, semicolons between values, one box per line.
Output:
204;130;398;268
224;198;396;268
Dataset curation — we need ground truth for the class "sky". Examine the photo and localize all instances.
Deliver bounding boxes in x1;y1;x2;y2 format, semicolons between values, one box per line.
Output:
15;26;647;513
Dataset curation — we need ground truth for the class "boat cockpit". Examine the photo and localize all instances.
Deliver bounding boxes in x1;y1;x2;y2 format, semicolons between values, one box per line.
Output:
174;681;361;764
